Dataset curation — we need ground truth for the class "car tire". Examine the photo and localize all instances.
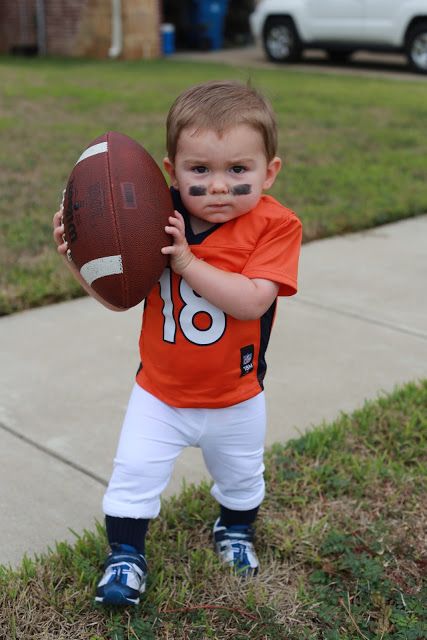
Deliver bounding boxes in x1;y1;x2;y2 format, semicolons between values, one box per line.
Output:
263;17;302;63
406;23;427;74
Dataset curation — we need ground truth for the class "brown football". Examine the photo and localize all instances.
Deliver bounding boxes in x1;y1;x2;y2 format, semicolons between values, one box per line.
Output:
62;131;172;309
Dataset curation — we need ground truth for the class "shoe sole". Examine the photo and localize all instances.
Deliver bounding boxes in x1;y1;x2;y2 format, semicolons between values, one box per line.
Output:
94;593;140;606
94;580;146;606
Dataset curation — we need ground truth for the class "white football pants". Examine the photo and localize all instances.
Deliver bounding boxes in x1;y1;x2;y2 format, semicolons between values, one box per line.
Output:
103;384;266;519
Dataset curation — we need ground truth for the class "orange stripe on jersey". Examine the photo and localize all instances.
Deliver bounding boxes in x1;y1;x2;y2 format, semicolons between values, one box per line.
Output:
136;194;302;408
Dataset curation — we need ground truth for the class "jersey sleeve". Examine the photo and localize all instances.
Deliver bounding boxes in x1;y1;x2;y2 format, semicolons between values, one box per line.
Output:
242;211;302;296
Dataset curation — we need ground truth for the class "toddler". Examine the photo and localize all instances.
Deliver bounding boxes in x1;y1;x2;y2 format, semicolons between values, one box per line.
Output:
53;80;302;606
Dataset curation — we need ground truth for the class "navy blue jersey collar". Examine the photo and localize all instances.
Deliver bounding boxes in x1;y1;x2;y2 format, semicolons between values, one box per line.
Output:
170;187;222;245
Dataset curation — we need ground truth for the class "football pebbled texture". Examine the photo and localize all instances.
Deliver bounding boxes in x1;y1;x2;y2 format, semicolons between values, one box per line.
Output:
62;131;173;309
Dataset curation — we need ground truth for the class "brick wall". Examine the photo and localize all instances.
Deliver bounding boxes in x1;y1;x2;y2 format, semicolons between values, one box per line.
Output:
0;0;161;59
122;0;161;59
0;0;37;53
43;0;89;56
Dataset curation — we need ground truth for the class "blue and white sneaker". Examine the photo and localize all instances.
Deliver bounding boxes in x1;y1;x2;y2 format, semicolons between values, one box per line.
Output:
95;543;148;605
213;518;259;576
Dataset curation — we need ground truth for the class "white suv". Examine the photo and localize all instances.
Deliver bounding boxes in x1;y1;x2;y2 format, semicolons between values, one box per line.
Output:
250;0;427;73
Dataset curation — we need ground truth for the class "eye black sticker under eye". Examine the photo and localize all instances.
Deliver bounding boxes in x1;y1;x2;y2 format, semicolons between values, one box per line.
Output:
189;186;207;196
231;184;252;196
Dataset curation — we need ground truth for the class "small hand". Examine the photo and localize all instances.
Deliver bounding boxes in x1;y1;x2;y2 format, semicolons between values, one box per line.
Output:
52;207;68;255
161;210;195;275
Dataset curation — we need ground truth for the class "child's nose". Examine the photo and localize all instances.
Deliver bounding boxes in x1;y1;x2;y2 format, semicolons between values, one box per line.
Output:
209;175;229;194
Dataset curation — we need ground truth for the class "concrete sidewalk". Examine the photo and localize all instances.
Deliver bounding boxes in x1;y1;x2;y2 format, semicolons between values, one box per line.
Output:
1;216;426;567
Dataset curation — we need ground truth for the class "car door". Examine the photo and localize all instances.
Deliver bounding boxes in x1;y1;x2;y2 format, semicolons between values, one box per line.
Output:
304;0;365;40
364;0;402;43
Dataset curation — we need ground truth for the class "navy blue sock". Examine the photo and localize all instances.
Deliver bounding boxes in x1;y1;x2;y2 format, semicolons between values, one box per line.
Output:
105;516;149;555
219;505;259;527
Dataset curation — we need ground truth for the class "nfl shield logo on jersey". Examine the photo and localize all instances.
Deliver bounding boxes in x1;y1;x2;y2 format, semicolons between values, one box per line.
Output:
240;345;254;376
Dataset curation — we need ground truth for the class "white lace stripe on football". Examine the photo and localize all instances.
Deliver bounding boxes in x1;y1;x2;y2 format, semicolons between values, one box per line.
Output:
80;255;123;286
75;141;108;165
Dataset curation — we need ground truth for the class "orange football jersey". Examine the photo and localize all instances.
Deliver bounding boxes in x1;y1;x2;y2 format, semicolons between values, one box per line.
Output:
136;191;302;408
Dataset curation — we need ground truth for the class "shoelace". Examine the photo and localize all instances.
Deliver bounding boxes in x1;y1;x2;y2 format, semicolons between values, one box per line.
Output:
109;562;134;584
232;541;252;566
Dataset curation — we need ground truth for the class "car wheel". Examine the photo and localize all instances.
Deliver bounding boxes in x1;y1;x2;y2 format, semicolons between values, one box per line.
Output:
406;23;427;73
263;17;301;63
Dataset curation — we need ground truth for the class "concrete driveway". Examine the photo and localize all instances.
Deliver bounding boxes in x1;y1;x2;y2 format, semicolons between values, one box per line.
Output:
174;44;426;82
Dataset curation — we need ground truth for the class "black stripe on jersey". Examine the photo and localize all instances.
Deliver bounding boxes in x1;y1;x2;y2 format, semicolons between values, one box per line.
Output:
170;187;222;245
135;300;147;376
257;299;277;389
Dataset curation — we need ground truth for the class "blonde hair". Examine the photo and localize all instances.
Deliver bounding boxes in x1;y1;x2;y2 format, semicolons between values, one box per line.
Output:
166;80;278;161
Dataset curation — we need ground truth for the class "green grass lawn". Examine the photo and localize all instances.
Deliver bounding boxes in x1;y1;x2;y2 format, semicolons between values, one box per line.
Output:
1;55;427;314
1;379;425;639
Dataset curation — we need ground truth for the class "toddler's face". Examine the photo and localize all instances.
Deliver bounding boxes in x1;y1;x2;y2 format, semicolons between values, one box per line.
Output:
164;124;280;225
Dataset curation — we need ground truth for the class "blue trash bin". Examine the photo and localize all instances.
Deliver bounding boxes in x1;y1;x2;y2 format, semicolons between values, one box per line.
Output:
161;23;175;56
188;0;229;51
